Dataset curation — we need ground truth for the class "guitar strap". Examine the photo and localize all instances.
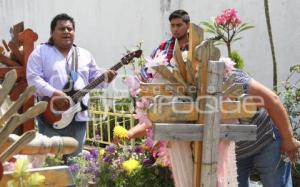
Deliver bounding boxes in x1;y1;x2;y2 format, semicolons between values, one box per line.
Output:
64;47;88;111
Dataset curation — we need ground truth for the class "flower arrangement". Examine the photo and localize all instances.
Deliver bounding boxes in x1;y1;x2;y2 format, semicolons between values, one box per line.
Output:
201;8;254;68
68;125;174;186
6;159;45;187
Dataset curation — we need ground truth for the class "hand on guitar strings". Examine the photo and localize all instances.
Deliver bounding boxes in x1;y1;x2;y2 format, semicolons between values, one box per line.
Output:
105;70;117;83
51;90;71;111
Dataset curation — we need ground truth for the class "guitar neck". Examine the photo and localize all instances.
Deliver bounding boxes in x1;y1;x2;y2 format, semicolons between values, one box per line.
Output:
71;61;123;102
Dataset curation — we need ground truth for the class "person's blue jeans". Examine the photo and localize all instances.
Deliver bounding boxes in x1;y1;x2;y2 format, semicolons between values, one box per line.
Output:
37;116;86;158
237;137;293;187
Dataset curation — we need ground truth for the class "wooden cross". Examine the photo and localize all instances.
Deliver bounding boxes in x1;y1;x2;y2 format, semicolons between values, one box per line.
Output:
141;24;257;187
0;22;38;132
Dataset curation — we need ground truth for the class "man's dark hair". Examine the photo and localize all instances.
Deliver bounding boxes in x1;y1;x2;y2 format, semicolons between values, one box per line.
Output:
169;9;190;23
50;13;75;32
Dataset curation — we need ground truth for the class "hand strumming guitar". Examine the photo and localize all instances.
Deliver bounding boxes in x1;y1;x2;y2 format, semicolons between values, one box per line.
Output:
51;90;71;112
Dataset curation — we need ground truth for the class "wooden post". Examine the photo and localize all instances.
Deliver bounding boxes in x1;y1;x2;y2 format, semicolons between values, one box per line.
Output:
19;29;38;131
200;61;223;186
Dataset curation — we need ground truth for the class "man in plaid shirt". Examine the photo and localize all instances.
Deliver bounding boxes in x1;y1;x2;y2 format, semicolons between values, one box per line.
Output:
141;10;190;80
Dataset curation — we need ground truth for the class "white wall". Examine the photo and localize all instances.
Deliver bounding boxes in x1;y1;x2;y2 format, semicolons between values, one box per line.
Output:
0;0;298;89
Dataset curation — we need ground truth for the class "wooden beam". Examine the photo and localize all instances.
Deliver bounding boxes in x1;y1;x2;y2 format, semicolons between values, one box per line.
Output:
151;65;178;83
0;67;25;78
0;166;74;187
174;39;187;81
8;41;24;65
148;99;257;122
18;28;38;131
0;53;20;66
201;62;223;187
188;23;204;75
140;83;186;96
153;123;256;141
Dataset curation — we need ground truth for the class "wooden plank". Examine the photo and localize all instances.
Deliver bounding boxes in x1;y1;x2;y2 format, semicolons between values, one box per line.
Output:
188;23;204;76
2;40;10;52
0;53;20;66
174;39;187;81
0;166;74;187
140;83;186;96
0;102;46;150
153;123;256;141
0;46;4;53
148;100;257;122
10;21;24;47
223;83;244;99
0;67;25;78
148;102;197;123
221;100;257;120
193;41;219;186
9;79;27;101
201;61;223;187
173;69;188;88
0;70;17;107
151;65;177;83
0;130;36;162
0;116;22;148
18;29;38;131
8;41;24;65
18;29;37;66
0;86;35;125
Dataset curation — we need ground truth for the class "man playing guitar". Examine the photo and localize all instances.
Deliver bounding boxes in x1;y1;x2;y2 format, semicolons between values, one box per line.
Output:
26;13;117;161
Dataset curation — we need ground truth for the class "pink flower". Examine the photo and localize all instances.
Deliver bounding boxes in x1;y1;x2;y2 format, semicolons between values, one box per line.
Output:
145;128;154;148
215;8;241;29
134;110;152;126
220;57;236;77
123;76;140;97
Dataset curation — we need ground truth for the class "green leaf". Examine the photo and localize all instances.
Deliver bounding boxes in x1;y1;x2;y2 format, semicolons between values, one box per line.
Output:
204;28;218;34
201;21;216;30
237;25;254;34
231;37;242;42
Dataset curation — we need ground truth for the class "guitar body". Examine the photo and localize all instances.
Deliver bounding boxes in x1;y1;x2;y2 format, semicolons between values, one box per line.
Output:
41;96;70;125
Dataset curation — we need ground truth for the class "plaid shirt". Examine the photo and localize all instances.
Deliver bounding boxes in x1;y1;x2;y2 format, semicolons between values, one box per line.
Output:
150;37;189;63
141;37;188;81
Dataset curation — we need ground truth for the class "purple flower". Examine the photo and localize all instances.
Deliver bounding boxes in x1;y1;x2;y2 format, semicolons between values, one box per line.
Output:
90;148;98;159
134;146;143;154
103;156;113;163
69;163;80;173
84;152;93;161
105;144;116;153
142;158;155;166
84;162;98;174
111;173;118;180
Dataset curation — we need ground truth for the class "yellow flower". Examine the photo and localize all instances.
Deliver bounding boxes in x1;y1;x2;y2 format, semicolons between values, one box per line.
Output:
113;126;128;140
99;148;105;156
26;172;45;186
122;158;141;174
12;159;29;178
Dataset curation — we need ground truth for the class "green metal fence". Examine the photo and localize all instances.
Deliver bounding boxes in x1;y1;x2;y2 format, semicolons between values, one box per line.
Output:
86;92;136;146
